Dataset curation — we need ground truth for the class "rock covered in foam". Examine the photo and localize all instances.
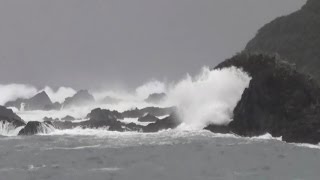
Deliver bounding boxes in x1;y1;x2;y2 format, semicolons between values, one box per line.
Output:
18;121;55;136
209;53;320;144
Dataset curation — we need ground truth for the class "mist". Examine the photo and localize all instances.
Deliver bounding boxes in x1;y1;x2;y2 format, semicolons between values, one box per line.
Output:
166;67;251;130
1;66;251;129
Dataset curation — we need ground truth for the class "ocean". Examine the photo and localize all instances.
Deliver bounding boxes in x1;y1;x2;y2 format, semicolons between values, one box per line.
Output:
0;129;319;180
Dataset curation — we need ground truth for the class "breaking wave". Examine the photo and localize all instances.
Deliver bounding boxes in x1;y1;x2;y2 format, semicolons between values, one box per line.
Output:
166;66;251;130
0;121;24;136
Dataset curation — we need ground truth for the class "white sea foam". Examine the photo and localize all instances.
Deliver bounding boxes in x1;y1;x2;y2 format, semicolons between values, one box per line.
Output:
250;133;283;141
291;143;320;150
166;66;251;130
0;121;24;136
0;84;37;105
121;117;152;126
135;80;166;99
42;86;76;103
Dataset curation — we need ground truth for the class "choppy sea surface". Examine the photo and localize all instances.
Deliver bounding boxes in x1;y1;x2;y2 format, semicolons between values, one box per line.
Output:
0;129;319;180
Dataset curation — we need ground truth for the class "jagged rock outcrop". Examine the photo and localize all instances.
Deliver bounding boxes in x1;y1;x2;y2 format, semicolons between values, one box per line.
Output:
0;106;25;127
145;93;167;103
51;107;177;132
83;108;123;130
208;53;320;144
122;107;175;118
143;114;180;132
245;0;320;83
5;91;60;111
62;90;95;108
82;108;143;131
61;115;76;121
138;114;159;122
18;121;55;136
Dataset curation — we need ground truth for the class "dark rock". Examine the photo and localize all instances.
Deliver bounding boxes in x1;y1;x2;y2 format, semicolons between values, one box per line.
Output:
86;108;123;121
143;114;181;132
61;115;76;121
204;125;231;134
5;91;58;111
63;90;95;108
245;0;320;84
138;114;159;122
212;53;320;144
82;108;125;131
145;93;167;103
50;108;144;132
122;107;176;118
52;121;78;130
122;123;144;132
0;106;25;127
27;91;53;110
18;121;54;136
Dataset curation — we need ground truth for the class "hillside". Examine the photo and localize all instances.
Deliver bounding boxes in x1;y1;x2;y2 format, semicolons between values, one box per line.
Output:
245;0;320;83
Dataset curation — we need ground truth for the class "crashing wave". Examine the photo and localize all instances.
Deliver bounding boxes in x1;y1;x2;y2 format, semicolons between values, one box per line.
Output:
37;122;56;134
0;121;24;136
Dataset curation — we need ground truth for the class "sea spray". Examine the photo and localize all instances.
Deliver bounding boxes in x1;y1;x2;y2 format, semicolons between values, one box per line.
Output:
135;80;167;99
166;66;251;130
42;86;76;103
0;121;24;136
0;84;37;105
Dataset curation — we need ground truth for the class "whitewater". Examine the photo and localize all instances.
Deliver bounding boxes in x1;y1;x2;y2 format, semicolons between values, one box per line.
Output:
0;67;320;180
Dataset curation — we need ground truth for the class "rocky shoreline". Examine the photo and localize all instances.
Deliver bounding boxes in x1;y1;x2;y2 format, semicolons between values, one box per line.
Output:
1;52;320;144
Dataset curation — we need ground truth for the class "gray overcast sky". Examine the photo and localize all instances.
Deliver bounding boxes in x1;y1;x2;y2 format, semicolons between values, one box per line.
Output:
0;0;306;90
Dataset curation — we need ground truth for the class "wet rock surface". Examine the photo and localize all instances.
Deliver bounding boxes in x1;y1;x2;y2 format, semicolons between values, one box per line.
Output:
209;53;320;144
0;106;25;127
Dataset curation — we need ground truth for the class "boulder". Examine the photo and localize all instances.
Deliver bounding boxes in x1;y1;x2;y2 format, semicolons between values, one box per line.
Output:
18;121;55;136
82;108;125;131
143;114;181;132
